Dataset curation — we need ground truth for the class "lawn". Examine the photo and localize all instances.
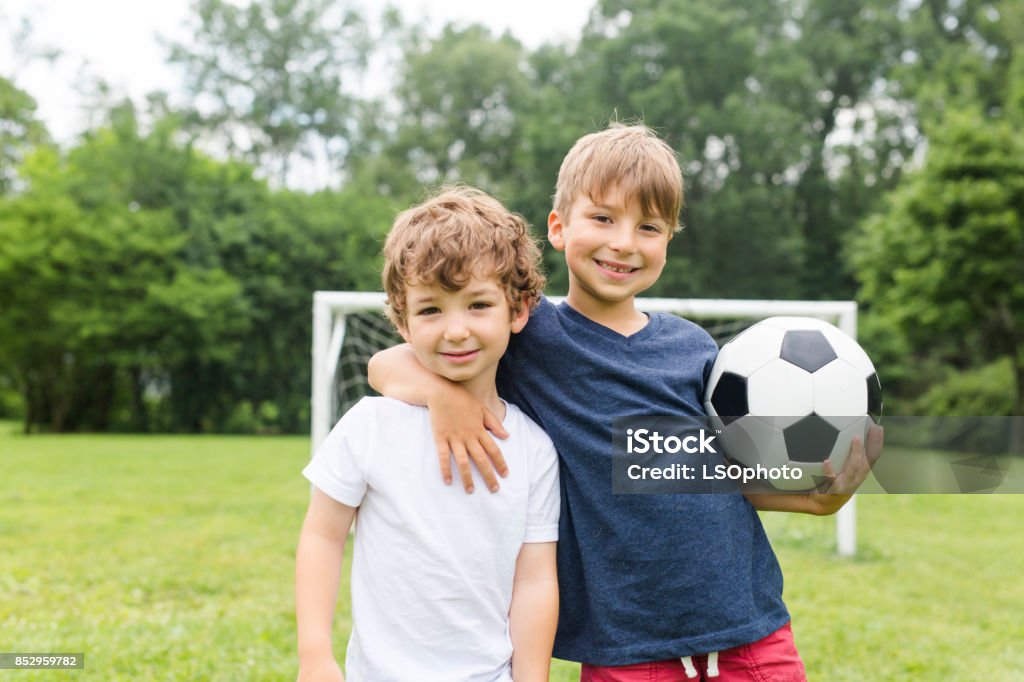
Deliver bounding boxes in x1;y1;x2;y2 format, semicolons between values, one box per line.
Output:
2;424;1022;680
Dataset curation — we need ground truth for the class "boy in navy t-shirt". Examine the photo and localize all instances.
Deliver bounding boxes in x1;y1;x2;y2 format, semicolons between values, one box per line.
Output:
369;124;883;680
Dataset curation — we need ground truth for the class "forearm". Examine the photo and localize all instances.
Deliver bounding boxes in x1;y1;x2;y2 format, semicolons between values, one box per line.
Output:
367;343;453;406
295;530;346;662
509;545;558;682
369;343;510;490
745;491;850;516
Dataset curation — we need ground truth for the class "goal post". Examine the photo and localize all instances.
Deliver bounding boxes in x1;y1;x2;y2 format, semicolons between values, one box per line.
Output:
311;291;859;556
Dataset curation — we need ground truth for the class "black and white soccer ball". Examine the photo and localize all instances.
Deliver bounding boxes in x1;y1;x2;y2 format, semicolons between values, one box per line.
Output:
704;316;882;491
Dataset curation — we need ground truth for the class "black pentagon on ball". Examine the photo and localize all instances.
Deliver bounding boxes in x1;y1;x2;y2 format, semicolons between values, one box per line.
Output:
867;372;883;423
784;414;840;463
710;372;748;426
780;330;837;373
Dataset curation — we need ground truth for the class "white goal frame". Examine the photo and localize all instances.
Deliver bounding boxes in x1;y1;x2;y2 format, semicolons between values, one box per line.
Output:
312;291;860;556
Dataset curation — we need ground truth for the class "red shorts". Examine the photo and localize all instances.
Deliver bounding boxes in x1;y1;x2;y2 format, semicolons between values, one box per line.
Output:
579;622;807;682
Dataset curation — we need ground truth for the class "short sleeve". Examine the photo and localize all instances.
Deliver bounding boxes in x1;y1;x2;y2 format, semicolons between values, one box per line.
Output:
302;399;372;507
524;442;560;543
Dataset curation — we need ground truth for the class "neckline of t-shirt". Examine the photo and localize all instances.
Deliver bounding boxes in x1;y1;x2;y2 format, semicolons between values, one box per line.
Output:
497;397;514;427
556;301;662;343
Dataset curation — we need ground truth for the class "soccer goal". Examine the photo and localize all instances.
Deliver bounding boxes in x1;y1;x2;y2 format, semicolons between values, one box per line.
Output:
311;291;860;556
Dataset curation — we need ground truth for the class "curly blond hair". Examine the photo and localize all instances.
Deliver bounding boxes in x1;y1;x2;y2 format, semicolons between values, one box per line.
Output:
382;186;546;329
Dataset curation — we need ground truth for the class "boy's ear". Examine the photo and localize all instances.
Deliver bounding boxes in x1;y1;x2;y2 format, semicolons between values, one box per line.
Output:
547;210;566;252
510;301;530;334
396;323;410;344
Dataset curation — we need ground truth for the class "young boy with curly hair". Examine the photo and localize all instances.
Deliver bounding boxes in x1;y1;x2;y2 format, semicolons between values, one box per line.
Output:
296;186;560;682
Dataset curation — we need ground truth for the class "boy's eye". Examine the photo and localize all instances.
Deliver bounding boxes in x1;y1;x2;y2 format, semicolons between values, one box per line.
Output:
640;223;663;233
416;306;441;316
470;301;494;310
592;214;612;223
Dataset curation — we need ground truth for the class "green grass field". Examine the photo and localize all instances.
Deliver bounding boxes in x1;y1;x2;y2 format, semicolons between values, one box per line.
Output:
2;423;1023;680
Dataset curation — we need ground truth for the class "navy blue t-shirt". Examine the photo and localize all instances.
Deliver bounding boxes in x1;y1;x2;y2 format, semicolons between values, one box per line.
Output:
496;298;790;665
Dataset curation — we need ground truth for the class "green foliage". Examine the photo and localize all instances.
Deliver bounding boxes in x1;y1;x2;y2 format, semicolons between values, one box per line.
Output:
4;0;1023;431
0;374;23;418
216;184;393;433
849;309;922;416
0;102;390;433
853;109;1024;413
892;0;1019;124
0;116;247;432
914;358;1016;416
390;25;530;190
168;0;370;184
514;0;927;300
0;75;48;194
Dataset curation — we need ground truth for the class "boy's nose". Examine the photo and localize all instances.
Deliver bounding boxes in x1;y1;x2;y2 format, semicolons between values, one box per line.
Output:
443;319;471;341
609;225;638;252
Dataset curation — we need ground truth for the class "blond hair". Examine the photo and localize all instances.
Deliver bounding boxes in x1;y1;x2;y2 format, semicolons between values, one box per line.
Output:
554;123;684;230
382;186;546;329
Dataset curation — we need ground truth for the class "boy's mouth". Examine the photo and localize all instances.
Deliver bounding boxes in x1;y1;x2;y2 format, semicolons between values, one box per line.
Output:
595;259;639;274
440;349;480;364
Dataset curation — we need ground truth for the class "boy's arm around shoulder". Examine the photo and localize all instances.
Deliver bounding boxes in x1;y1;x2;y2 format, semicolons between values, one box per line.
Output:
745;425;884;515
367;343;510;493
295;489;356;681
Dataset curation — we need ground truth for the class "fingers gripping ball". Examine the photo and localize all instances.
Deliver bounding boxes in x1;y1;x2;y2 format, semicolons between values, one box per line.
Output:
704;317;882;491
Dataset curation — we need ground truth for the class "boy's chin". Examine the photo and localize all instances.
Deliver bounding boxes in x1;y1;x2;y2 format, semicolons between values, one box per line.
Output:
433;364;483;384
581;284;648;304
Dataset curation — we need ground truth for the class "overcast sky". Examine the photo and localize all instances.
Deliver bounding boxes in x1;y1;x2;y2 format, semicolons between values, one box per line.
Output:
1;0;594;144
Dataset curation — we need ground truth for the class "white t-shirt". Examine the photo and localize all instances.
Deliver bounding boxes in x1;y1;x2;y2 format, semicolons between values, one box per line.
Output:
303;396;560;682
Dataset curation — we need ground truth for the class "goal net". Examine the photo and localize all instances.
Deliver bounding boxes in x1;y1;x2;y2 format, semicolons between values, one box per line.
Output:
311;291;860;554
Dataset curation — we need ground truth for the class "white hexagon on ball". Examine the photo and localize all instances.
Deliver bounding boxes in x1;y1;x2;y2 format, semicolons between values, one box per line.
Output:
819;326;876;378
717;324;786;379
747;358;813;418
812;359;868;430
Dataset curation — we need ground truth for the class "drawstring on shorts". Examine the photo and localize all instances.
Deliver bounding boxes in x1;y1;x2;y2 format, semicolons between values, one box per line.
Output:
707;651;719;677
680;651;720;679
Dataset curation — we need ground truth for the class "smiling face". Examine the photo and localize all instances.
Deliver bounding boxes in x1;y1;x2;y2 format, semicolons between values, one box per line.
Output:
398;275;529;402
548;183;673;327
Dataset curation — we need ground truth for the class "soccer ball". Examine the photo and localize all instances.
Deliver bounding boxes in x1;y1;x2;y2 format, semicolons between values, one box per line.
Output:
704;317;882;491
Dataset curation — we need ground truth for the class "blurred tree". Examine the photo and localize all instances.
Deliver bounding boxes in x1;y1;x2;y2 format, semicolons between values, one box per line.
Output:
567;0;922;300
0;77;47;195
788;0;912;298
848;0;1024;417
891;0;1019;124
0;102;390;433
852;110;1024;417
507;41;600;292
370;24;533;198
214;177;393;433
5;0;1020;433
360;23;597;291
0;106;249;432
168;0;370;185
